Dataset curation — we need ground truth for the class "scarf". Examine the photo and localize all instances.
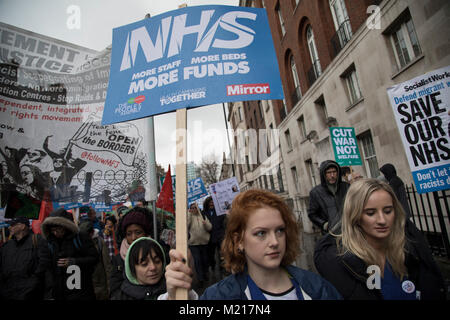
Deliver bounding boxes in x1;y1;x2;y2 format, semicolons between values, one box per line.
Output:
120;238;130;260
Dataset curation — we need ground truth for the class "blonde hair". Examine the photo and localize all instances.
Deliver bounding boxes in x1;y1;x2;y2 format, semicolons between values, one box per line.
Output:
337;178;407;278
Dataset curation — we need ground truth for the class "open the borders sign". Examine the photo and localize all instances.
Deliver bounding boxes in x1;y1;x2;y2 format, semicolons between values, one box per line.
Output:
102;5;284;125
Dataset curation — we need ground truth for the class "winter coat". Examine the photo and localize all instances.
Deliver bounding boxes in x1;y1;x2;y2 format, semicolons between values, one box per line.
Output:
110;252;125;298
379;163;412;219
187;210;212;246
200;265;342;300
313;220;446;300
203;208;226;244
0;233;47;300
41;213;99;300
308;160;350;232
92;235;112;300
110;277;166;300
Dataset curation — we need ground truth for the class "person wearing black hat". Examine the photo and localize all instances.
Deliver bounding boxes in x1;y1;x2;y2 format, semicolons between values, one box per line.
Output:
307;160;350;234
41;208;99;300
379;163;412;220
0;217;47;299
110;206;154;298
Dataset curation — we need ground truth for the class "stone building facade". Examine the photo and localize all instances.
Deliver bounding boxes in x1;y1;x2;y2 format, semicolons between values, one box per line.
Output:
229;0;449;232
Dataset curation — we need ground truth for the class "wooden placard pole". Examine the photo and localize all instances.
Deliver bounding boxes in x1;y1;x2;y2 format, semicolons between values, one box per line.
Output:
175;108;188;300
174;2;189;301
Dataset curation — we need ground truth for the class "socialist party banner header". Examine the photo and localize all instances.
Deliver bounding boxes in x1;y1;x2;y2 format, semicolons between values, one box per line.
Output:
386;65;450;194
102;5;284;125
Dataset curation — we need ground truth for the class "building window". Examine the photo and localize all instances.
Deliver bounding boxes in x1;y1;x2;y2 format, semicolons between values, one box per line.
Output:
358;131;380;178
267;123;273;157
389;11;422;69
280;98;288;121
305;159;317;187
258;101;264;120
329;0;352;53
277;165;285;192
246;155;251;172
315;95;329;126
290;54;302;105
297;115;307;140
269;173;275;190
285;129;293;151
342;65;362;105
306;26;322;84
291;166;299;192
276;2;285;36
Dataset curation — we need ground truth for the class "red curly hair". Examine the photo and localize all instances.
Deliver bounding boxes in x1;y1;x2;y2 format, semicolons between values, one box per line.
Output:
221;189;300;273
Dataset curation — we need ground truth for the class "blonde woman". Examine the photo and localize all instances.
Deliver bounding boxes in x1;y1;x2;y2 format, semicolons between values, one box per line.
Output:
314;179;446;300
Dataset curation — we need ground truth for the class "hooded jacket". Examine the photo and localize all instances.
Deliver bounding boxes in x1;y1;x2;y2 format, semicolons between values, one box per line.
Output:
41;208;98;300
313;220;446;300
379;163;411;219
200;265;342;300
111;237;167;300
308;160;350;232
109;208;154;297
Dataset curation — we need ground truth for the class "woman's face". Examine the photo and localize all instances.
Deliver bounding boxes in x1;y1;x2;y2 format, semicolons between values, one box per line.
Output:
105;220;114;232
239;206;286;274
126;224;145;244
135;248;163;285
50;226;66;239
359;189;395;245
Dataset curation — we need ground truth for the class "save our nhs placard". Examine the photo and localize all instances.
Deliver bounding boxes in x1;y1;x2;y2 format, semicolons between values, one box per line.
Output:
387;65;450;194
102;5;284;125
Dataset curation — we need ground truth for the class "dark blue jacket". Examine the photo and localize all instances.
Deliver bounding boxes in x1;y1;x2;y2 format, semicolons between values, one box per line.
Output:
199;265;342;300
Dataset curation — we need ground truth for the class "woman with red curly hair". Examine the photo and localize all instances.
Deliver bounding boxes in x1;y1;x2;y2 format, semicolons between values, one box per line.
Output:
161;189;341;300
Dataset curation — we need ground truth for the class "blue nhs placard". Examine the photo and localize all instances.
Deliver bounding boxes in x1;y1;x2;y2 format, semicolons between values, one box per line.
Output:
187;177;208;204
102;5;284;125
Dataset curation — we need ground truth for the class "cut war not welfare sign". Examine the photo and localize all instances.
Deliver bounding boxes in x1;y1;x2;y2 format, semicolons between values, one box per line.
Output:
387;65;450;194
330;127;362;166
102;5;284;125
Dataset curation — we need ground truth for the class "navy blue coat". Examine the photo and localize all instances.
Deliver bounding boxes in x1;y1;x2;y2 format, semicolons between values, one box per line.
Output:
199;265;342;300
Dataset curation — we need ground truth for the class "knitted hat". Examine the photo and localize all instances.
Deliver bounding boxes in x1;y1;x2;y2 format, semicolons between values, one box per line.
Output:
121;209;152;235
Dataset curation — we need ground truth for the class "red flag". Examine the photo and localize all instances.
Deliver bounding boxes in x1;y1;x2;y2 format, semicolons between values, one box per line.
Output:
156;165;174;214
32;191;53;234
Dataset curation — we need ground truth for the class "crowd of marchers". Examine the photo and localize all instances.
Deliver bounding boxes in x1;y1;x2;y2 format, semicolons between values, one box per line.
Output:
0;160;446;300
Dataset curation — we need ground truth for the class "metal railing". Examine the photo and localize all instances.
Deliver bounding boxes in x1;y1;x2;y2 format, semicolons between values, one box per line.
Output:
330;19;352;58
406;184;450;258
307;59;321;87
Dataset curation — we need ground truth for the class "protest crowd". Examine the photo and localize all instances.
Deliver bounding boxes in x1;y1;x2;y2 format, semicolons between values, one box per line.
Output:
0;160;447;301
